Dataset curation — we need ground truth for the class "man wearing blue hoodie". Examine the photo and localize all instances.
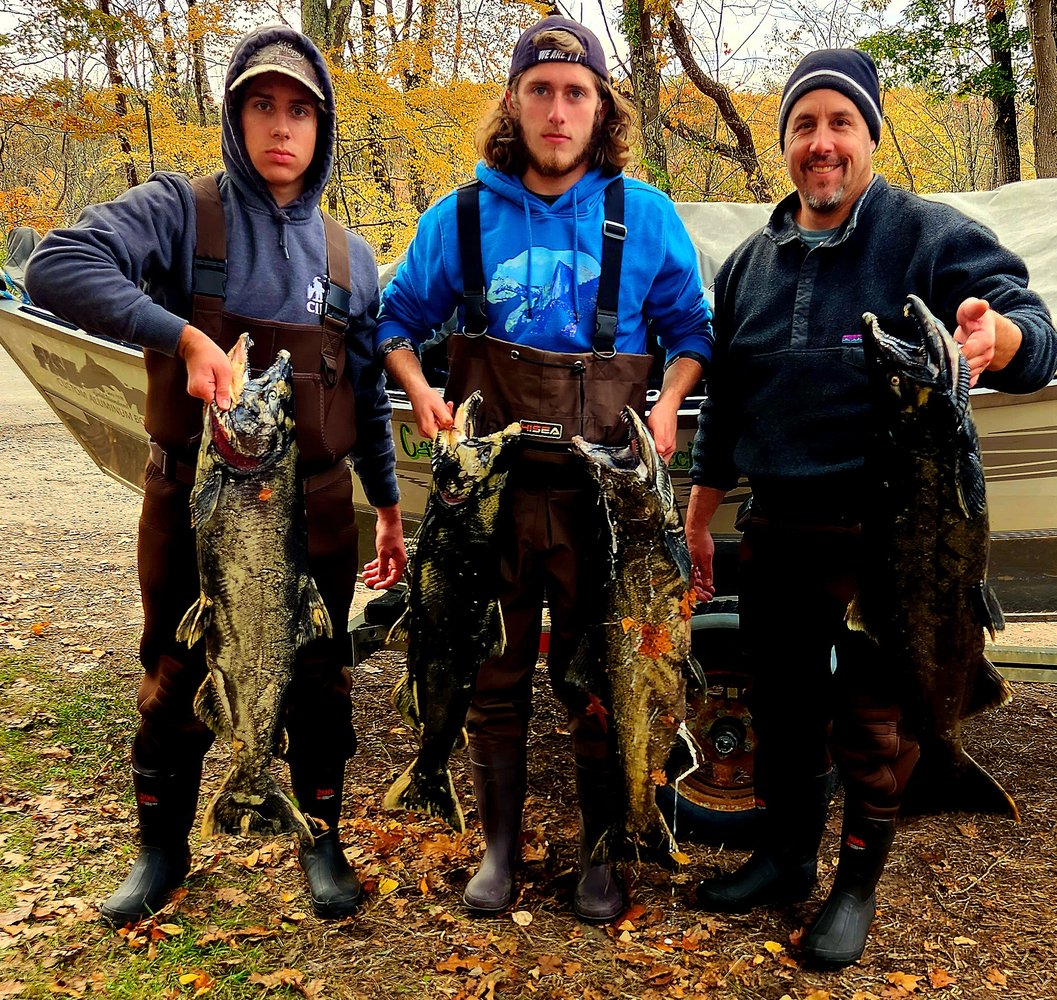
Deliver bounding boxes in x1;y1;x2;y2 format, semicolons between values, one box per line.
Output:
26;26;407;924
377;15;714;922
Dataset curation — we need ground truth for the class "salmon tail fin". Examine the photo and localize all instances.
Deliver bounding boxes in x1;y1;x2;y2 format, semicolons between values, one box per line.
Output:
297;576;332;646
193;674;232;740
382;759;466;834
390;672;421;731
175;594;213;647
901;742;1020;821
201;767;314;840
963;655;1014;718
591;808;680;870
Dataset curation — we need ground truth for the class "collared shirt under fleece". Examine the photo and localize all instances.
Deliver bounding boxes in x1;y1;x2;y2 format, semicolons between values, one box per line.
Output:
375;162;714;364
691;175;1057;500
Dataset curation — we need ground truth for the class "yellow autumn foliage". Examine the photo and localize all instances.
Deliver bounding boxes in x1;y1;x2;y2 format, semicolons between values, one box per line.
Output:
0;29;1038;264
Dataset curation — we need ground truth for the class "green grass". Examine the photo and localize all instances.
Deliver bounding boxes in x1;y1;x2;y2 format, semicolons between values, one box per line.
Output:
12;925;308;1000
1;650;334;998
0;652;135;794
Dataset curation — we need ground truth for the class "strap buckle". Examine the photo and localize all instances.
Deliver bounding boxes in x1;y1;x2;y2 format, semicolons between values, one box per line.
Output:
593;310;618;358
324;282;351;323
192;258;226;297
602;220;627;241
463;289;488;337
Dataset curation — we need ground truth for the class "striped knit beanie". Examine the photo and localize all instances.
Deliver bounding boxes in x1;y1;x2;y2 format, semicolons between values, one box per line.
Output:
778;49;882;151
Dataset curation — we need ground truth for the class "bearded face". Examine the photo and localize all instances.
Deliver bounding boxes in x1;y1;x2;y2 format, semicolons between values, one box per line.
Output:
509;62;608;193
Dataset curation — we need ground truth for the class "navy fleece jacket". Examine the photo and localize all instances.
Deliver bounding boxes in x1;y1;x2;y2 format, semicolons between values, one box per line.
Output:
25;25;398;507
691;176;1057;497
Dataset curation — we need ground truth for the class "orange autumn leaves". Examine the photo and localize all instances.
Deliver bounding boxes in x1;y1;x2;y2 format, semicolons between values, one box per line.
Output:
620;587;697;660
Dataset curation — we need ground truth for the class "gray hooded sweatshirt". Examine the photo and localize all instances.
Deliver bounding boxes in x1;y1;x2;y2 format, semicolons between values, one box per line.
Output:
25;24;397;507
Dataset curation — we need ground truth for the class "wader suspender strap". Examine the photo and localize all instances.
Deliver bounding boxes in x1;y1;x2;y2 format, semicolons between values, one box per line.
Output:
191;175;226;341
190;176;352;385
456;179;626;351
320;212;351;386
457;181;487;335
594;180;625;357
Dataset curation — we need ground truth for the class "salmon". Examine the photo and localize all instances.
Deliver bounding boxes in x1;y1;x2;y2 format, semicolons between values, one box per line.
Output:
382;391;521;832
852;295;1018;819
177;334;329;842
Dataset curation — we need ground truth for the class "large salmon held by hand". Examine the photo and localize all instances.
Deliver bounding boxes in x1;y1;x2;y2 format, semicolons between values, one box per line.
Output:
383;391;521;832
853;295;1018;819
177;334;331;842
571;407;702;868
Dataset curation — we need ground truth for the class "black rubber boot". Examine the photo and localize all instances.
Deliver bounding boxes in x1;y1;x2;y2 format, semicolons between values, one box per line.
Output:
291;759;362;919
463;744;525;914
694;770;833;914
100;765;199;927
298;827;363;919
573;756;625;923
799;814;896;968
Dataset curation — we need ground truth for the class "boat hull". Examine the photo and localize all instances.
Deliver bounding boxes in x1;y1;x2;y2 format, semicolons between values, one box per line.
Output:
2;298;1053;612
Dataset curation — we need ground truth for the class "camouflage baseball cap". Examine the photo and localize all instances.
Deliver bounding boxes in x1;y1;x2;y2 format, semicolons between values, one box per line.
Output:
229;38;325;102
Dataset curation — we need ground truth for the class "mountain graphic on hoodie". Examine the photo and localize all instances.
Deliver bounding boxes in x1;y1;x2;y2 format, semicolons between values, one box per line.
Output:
504;260;601;344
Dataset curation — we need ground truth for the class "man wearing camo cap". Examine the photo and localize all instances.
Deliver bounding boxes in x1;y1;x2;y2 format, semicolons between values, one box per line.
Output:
28;24;406;926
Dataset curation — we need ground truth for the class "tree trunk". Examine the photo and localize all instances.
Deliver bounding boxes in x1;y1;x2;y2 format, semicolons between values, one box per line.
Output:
187;0;213;127
984;0;1021;185
416;0;436;87
355;0;378;70
1027;0;1057;176
156;0;180;108
621;1;669;193
302;0;355;56
97;0;139;188
664;6;772;201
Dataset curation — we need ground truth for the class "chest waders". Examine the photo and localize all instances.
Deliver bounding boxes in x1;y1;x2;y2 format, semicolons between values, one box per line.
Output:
107;177;363;927
444;179;653;456
451;178;642;923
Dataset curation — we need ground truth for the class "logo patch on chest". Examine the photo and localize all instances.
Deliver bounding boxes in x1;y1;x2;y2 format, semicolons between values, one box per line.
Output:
306;275;326;316
519;419;563;439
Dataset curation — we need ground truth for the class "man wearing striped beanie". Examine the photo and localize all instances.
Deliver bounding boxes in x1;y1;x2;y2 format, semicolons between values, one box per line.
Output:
686;47;1057;970
776;47;883;226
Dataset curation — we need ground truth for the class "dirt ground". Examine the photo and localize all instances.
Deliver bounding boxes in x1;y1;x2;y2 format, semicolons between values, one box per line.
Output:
2;348;1057;1000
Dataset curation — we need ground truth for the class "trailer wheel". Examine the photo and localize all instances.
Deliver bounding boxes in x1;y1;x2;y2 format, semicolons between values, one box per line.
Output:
658;598;759;846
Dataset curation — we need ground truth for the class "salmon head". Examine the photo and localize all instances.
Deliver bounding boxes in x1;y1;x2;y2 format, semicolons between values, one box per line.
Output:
861;294;970;431
430;390;521;507
861;294;984;518
572;406;689;579
207;333;296;475
572;406;682;536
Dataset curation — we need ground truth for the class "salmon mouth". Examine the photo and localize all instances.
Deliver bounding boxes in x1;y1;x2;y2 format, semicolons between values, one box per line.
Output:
209;408;265;472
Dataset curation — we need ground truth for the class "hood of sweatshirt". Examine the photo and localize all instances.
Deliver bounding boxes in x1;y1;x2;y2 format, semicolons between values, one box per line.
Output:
221;25;335;222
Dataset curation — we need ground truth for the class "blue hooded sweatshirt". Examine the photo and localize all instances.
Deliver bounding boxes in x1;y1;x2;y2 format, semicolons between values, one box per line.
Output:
26;25;398;507
376;162;713;362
